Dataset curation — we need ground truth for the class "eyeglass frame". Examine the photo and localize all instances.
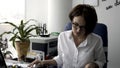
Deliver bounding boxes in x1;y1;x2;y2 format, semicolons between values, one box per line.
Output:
72;22;86;30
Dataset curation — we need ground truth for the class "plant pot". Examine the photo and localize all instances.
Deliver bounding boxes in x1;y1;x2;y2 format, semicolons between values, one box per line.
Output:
15;41;30;62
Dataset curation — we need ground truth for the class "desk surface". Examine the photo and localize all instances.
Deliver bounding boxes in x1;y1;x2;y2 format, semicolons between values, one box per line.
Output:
5;59;29;68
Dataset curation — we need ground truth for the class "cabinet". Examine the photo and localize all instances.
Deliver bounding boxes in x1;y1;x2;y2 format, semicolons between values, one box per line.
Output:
29;36;58;59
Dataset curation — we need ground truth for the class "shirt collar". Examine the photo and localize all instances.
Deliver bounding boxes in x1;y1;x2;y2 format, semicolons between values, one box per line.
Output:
78;39;88;48
78;34;92;48
68;30;73;39
68;30;89;48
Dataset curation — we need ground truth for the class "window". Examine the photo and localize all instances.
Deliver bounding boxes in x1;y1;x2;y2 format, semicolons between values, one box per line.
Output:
0;0;25;58
0;0;25;23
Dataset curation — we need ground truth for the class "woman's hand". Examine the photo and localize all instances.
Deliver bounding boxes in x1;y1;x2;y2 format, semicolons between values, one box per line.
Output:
85;62;99;68
28;59;57;68
28;59;43;68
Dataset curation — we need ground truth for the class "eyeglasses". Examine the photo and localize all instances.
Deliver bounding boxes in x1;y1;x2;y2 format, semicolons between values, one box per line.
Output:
72;23;85;29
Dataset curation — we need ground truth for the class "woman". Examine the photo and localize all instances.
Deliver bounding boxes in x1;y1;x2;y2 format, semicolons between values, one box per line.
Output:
28;4;106;68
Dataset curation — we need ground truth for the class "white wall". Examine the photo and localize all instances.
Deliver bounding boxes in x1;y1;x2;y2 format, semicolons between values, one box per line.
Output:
26;0;72;33
72;0;83;7
95;0;120;68
48;0;72;33
25;0;48;23
73;0;120;68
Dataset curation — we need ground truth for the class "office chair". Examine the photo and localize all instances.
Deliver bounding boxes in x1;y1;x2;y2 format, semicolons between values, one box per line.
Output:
64;22;108;68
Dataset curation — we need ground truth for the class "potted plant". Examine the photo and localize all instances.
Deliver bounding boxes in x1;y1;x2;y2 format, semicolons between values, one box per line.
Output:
0;19;41;61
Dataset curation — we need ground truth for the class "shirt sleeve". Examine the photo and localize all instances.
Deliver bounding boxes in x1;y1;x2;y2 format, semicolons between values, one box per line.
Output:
53;34;63;66
94;37;106;68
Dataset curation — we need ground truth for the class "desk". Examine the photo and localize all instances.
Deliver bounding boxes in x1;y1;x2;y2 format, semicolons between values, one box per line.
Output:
5;59;29;68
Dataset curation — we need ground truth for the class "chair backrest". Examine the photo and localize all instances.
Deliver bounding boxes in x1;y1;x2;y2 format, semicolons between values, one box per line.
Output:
64;22;108;68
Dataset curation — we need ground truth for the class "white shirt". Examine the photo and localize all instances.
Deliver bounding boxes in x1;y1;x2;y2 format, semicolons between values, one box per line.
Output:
53;30;106;68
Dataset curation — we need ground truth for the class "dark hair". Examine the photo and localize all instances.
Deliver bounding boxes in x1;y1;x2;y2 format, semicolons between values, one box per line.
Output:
69;4;98;35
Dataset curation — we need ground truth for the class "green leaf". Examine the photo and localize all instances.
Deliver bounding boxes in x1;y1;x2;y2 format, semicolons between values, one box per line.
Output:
0;19;42;49
4;22;18;28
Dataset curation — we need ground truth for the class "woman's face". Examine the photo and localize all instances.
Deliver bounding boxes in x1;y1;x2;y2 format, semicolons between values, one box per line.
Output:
72;16;86;37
